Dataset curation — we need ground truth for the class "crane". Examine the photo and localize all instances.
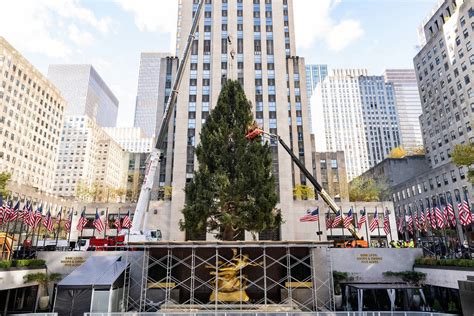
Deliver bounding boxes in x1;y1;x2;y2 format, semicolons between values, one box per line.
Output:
128;0;205;241
246;127;366;243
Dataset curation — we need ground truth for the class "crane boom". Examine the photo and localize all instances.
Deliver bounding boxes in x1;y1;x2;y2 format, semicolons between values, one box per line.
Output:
130;0;205;234
260;131;363;240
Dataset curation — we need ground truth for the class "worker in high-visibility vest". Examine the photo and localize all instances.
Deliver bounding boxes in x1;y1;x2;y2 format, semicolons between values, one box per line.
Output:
408;239;415;248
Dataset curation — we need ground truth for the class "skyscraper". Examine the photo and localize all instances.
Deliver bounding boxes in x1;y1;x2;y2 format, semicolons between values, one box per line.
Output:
48;64;119;127
313;69;370;180
314;69;401;180
305;64;328;131
162;0;313;240
0;37;67;194
391;0;473;235
134;53;178;138
384;69;424;151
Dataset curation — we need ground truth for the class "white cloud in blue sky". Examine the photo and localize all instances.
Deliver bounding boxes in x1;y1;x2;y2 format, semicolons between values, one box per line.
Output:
0;0;437;127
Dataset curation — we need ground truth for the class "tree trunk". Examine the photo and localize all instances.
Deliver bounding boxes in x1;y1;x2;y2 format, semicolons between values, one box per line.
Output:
222;225;234;241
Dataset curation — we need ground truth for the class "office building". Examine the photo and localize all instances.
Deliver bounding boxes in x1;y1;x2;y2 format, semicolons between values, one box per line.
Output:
313;69;371;180
162;0;313;240
134;53;178;138
391;0;473;242
0;37;67;194
305;64;328;131
54;116;128;202
384;69;424;151
48;64;119;127
104;127;154;153
313;69;402;179
359;75;401;166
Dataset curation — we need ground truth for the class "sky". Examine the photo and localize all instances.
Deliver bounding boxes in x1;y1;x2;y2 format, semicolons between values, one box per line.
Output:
0;0;438;127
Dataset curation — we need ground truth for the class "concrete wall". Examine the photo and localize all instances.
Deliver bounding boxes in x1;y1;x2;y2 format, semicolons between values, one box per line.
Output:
414;266;474;289
331;248;423;282
0;268;45;290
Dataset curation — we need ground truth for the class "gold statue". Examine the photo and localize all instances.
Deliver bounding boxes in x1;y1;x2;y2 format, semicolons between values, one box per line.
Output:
206;248;261;302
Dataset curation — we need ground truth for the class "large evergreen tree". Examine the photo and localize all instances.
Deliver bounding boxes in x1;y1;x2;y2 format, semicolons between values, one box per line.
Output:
180;80;280;240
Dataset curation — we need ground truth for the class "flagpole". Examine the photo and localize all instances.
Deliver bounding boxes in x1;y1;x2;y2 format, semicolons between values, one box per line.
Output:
104;208;108;238
116;208;121;237
34;202;43;250
364;208;369;244
341;209;345;241
55;207;61;249
2;201;11;259
92;208;97;238
9;200;20;260
67;208;72;250
329;211;333;238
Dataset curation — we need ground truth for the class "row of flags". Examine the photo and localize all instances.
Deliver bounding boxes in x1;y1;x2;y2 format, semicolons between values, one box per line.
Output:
0;197;132;235
299;207;391;235
397;200;472;234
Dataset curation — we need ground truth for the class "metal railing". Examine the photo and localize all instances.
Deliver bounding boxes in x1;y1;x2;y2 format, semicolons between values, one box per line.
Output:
85;312;457;316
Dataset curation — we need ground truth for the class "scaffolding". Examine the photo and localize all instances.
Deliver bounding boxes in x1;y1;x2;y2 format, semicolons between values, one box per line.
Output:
122;241;334;312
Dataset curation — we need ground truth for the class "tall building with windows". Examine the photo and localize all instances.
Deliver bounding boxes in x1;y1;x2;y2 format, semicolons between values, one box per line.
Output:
305;64;328;100
0;37;67;194
163;0;313;240
48;64;119;127
53;116;128;202
305;64;328;131
104;127;154;153
359;75;401;166
383;69;424;152
313;69;401;180
134;53;178;138
391;0;473;241
313;69;370;180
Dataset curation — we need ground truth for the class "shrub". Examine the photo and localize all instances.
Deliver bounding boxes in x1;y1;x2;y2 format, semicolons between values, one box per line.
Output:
415;258;474;268
0;260;12;268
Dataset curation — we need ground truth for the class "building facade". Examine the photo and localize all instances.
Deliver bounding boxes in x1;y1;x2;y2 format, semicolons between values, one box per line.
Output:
162;0;313;240
305;64;328;132
104;127;154;153
313;69;370;180
47;64;119;127
359;75;401;166
53;116;128;202
134;53;178;138
313;69;402;180
0;37;66;194
392;0;473;241
383;69;424;152
312;150;349;202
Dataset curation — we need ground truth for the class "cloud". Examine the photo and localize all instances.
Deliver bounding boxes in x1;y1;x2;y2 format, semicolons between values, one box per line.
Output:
68;24;94;46
114;0;179;51
294;0;364;52
0;0;112;58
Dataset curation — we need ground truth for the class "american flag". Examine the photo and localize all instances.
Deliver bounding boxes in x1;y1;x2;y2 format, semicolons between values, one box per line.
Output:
383;211;391;235
43;210;54;232
33;205;43;228
397;216;404;233
331;210;342;228
55;207;62;226
425;208;431;230
357;210;366;230
435;206;445;229
76;209;88;231
343;209;353;229
445;203;456;227
4;200;19;222
23;204;35;227
369;209;379;232
414;212;421;231
0;195;4;225
458;200;472;226
114;216;122;232
19;201;30;221
93;210;105;233
430;208;437;229
299;208;319;222
65;212;72;232
3;200;13;222
122;211;132;229
406;213;413;234
419;208;426;230
325;212;333;230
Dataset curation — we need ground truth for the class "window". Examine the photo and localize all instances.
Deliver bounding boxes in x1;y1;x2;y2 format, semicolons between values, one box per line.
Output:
331;159;337;169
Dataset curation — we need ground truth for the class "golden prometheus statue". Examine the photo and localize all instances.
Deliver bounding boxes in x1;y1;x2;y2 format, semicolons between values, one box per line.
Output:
206;248;261;302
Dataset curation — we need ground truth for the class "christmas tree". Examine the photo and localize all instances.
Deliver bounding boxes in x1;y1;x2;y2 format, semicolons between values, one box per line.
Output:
180;80;280;240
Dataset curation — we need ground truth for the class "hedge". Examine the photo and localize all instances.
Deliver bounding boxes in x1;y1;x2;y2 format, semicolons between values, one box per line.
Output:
415;258;474;267
0;259;46;269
